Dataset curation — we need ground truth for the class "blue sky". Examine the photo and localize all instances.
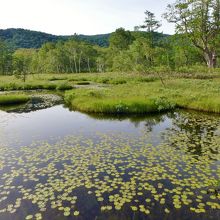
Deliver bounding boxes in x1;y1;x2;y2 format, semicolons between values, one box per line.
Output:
0;0;175;35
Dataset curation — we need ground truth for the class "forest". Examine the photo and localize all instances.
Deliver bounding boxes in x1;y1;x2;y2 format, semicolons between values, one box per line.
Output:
0;28;110;49
0;28;217;75
0;0;219;77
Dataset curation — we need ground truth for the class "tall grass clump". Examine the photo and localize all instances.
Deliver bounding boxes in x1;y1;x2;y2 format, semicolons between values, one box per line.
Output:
0;94;30;105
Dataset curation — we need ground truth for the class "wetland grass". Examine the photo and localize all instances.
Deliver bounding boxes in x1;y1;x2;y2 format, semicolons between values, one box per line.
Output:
0;94;30;105
65;78;220;114
1;73;220;114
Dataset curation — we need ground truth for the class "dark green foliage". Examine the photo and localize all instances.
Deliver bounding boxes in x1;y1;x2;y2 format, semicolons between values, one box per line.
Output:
0;28;59;49
73;34;110;47
0;28;110;50
109;28;134;50
0;28;167;50
0;20;219;75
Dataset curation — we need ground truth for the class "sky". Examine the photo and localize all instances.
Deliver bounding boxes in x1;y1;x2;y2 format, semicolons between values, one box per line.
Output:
0;0;175;36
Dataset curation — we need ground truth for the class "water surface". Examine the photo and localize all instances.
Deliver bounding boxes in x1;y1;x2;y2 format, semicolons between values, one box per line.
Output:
0;105;219;220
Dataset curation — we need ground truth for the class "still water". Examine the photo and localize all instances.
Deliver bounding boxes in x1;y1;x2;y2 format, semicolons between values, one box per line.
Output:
0;105;219;220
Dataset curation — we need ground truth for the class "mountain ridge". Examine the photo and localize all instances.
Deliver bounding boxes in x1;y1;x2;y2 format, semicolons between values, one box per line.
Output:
0;28;169;50
0;28;111;49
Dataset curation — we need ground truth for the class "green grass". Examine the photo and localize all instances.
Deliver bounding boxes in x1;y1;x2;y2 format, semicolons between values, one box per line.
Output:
1;73;220;114
75;81;91;85
0;75;74;91
0;94;30;105
65;78;220;114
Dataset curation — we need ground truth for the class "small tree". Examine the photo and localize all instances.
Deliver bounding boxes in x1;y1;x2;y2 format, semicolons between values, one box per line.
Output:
164;0;220;68
13;49;33;82
109;28;134;50
138;11;162;62
140;10;162;33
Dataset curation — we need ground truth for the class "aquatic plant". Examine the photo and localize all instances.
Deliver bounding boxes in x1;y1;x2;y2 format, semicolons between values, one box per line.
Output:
0;116;219;219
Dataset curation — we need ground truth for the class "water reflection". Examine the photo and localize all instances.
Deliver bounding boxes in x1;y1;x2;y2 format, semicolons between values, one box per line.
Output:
166;111;220;160
0;105;219;220
0;105;172;147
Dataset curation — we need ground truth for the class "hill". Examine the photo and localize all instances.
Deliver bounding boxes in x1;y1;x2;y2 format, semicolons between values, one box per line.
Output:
0;28;169;50
0;28;110;49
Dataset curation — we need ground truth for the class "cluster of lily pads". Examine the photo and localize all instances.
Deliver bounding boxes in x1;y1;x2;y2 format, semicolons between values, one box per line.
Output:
0;112;219;219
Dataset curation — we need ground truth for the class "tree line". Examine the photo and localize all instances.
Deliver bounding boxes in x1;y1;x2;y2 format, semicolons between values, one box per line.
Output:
0;0;219;76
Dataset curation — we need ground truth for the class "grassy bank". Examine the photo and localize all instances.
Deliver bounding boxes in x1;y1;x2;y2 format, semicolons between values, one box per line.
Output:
1;73;220;114
65;78;220;114
0;71;219;91
0;94;30;105
0;75;74;91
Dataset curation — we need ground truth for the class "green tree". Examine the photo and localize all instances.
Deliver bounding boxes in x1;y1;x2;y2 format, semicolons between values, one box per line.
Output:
129;37;155;69
0;39;13;74
64;40;80;73
64;40;98;73
106;28;134;71
164;0;220;68
13;49;35;82
36;42;56;73
140;10;161;32
109;28;134;50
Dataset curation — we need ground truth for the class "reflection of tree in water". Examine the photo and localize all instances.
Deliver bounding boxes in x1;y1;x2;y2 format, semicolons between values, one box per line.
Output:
143;113;166;132
166;110;220;159
85;112;166;129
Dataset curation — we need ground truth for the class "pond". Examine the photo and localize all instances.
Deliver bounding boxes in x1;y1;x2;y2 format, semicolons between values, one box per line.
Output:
0;104;219;220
